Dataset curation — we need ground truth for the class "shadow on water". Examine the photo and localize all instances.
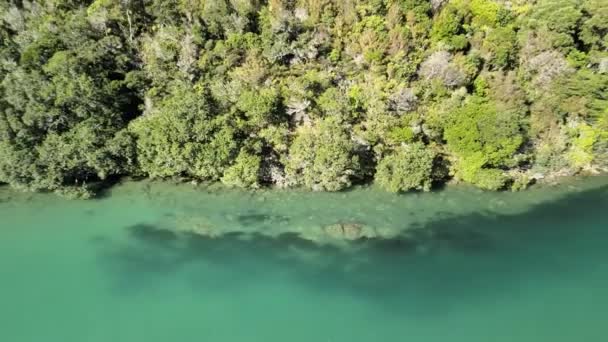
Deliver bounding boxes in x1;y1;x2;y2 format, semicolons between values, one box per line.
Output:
128;223;178;246
95;185;608;314
234;211;291;226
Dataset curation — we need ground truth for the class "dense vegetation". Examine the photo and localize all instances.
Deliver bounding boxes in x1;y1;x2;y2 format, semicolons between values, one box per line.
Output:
0;0;606;197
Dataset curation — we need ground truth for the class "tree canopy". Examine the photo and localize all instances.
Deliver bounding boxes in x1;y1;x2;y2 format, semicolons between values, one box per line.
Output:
0;0;606;196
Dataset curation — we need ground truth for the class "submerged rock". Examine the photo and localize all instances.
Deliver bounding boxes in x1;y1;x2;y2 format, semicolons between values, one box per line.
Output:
323;222;372;240
174;215;218;237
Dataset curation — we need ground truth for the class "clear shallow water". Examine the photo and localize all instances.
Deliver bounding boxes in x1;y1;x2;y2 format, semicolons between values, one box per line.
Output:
1;178;607;342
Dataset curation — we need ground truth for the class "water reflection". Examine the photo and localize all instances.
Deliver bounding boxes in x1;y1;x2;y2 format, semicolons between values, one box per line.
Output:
94;185;608;315
127;223;178;245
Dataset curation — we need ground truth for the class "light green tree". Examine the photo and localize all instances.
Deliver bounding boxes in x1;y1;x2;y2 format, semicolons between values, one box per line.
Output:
375;143;435;192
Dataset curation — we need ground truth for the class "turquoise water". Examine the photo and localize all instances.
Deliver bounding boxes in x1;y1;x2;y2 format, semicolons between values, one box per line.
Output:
1;178;607;341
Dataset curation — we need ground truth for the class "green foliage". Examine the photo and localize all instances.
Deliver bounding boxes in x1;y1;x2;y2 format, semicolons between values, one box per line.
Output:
285;118;358;191
387;125;415;145
221;151;261;189
351;15;389;63
566;122;600;169
236;87;282;128
525;0;583;52
431;5;464;45
456;153;508;190
444;96;524;167
444;96;524;189
483;26;518;69
0;3;139;196
130;83;238;180
375;143;435;192
579;0;608;51
468;0;502;28
511;173;532;192
553;70;608;120
0;0;607;196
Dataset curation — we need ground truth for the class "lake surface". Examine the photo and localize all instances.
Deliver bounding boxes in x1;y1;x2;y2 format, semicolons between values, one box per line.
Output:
1;178;607;342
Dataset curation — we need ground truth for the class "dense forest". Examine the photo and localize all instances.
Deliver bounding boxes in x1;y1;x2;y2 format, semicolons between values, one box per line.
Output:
0;0;606;197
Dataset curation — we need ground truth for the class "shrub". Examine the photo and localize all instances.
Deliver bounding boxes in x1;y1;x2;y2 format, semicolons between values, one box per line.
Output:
375;143;435;192
221;151;261;189
130;83;239;180
444;96;524;189
285;117;358;191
